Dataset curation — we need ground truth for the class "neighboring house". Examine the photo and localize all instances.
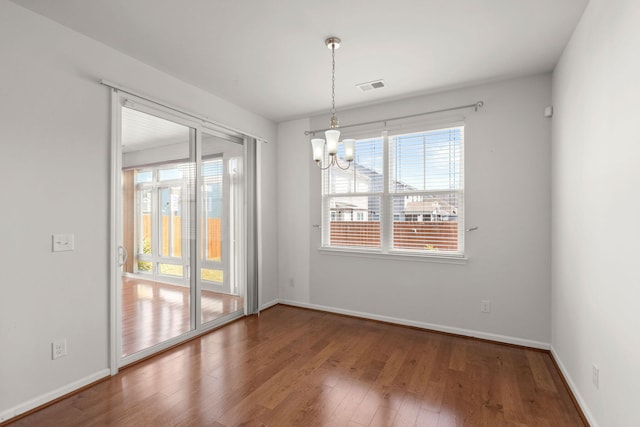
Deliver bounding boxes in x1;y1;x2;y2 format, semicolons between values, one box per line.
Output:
402;197;457;222
328;159;458;222
329;199;369;221
328;162;374;221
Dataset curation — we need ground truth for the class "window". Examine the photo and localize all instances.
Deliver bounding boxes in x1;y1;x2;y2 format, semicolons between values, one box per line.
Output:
321;125;464;257
133;165;189;278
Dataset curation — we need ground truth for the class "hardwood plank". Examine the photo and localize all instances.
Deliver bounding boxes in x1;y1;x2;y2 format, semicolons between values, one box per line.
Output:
416;407;440;427
256;340;341;409
421;380;446;414
6;305;586;427
370;404;400;427
526;351;558;393
498;347;529;425
392;391;421;426
351;386;394;426
448;339;467;372
316;381;356;426
406;337;441;396
326;378;370;423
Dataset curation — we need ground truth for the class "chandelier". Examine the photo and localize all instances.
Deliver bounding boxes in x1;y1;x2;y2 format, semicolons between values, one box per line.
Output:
311;37;355;170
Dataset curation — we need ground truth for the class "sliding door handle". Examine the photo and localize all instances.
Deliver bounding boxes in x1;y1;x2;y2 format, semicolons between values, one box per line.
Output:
118;245;128;266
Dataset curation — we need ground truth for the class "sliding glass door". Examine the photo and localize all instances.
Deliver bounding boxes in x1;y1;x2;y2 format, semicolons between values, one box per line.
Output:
116;97;246;365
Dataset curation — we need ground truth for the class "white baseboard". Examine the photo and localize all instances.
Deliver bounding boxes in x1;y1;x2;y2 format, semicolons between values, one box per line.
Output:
277;299;550;350
550;346;598;427
0;369;110;423
260;299;279;311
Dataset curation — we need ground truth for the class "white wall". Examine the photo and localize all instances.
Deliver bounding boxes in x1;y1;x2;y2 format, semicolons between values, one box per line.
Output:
0;1;277;420
259;137;279;307
276;118;311;303
279;74;553;346
551;0;640;426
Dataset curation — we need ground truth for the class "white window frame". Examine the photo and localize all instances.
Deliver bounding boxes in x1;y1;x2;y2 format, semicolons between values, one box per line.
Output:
320;123;466;261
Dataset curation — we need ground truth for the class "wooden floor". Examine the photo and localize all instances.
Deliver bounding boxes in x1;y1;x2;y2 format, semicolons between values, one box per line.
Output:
9;305;585;426
122;276;243;356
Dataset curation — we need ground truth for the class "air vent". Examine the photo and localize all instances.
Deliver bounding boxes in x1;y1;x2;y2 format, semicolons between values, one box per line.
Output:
356;79;385;92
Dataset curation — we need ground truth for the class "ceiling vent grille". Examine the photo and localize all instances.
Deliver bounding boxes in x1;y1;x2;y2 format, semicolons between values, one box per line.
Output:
356;79;385;92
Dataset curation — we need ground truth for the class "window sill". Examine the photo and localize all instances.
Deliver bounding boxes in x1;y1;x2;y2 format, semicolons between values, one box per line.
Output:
317;247;468;265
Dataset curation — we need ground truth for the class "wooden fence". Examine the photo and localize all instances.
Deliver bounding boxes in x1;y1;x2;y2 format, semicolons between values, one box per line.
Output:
141;215;221;260
330;221;458;251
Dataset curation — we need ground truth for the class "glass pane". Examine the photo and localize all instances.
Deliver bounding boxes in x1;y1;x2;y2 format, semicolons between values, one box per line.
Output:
138;187;152;257
135;170;152;183
137;260;153;272
159;166;184;181
159;186;182;258
159;263;184;277
392;193;460;252
389;127;463;192
201;268;223;283
329;137;383;194
328;196;381;248
202;159;223;262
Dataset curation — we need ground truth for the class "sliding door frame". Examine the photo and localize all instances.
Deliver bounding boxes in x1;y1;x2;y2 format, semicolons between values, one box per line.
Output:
109;89;252;373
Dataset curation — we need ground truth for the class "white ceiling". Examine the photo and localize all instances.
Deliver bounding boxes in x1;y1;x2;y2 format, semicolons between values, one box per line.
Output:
11;0;588;123
121;106;189;153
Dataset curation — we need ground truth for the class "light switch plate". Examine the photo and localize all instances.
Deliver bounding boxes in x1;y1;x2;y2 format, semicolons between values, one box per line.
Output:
52;234;74;252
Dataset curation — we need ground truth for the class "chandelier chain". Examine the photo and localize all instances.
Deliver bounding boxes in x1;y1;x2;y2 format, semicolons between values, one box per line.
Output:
331;44;336;116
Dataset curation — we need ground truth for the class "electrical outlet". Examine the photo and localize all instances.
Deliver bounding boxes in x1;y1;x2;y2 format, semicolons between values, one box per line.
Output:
480;300;491;313
592;365;599;389
52;339;67;360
